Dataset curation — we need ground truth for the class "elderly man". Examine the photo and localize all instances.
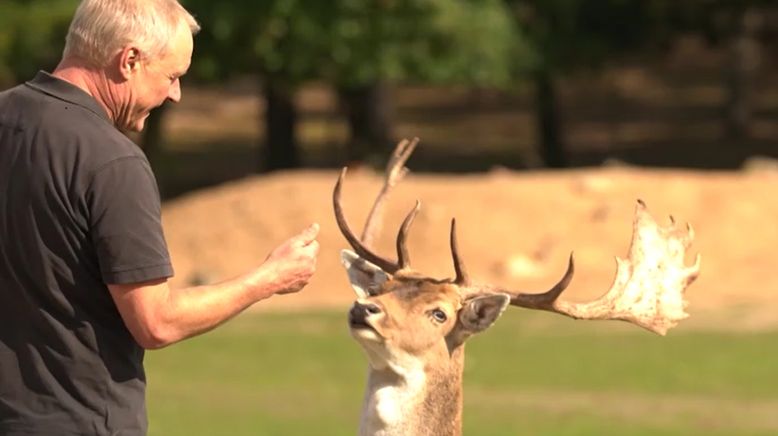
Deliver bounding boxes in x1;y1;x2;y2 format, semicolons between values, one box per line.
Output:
0;0;319;434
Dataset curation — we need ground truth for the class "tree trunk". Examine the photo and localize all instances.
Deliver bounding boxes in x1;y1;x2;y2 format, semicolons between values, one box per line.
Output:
338;81;394;165
725;7;761;139
263;78;299;171
534;69;566;168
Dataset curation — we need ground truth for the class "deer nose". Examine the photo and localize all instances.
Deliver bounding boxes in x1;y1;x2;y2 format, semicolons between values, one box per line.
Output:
351;302;382;317
349;302;382;325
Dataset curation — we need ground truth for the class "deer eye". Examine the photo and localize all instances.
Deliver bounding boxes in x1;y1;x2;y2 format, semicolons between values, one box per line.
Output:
430;309;447;323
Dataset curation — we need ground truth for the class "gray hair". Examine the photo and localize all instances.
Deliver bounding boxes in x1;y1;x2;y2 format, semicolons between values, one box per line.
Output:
63;0;200;66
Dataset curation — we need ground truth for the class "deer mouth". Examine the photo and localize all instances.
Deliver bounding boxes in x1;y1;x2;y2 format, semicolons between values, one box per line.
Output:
348;314;376;332
348;302;380;333
349;317;384;343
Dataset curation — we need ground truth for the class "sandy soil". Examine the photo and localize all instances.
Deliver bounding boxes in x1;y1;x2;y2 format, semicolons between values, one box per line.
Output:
161;164;778;332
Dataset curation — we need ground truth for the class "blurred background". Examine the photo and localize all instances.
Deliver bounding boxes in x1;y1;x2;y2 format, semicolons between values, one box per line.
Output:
2;1;777;435
2;0;777;196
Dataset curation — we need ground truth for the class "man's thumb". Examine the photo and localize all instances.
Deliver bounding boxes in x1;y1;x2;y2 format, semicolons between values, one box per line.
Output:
296;223;320;244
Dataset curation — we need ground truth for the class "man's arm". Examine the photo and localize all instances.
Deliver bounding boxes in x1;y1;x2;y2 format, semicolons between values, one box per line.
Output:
108;224;319;349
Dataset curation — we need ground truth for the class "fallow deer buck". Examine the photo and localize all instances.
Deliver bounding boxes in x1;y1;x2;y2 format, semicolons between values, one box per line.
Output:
334;138;700;436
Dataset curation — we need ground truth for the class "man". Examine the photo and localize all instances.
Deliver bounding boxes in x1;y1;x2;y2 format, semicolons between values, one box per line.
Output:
0;1;319;435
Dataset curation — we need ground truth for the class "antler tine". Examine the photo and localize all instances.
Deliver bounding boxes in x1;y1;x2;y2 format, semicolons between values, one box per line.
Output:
386;137;418;184
360;137;419;247
503;201;699;336
450;218;470;286
509;253;575;308
396;201;421;269
334;168;400;273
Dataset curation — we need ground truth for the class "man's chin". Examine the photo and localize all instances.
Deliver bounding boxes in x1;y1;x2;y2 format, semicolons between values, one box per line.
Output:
123;114;149;133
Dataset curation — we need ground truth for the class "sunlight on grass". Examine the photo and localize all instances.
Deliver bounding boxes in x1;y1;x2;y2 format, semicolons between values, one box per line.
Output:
145;311;778;436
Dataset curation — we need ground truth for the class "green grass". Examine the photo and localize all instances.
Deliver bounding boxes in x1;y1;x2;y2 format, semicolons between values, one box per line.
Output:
145;311;778;435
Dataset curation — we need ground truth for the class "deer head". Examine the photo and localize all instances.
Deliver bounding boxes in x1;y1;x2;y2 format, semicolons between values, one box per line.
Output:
341;239;512;369
333;138;700;436
335;164;575;368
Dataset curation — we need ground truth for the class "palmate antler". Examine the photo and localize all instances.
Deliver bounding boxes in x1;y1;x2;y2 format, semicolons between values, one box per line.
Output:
336;137;700;335
495;200;701;335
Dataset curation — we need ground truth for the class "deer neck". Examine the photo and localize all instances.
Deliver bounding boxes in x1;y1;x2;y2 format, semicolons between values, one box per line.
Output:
359;347;465;436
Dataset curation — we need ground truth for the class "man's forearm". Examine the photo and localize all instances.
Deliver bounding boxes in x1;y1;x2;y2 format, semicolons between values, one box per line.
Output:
156;268;279;345
109;223;319;349
109;266;280;349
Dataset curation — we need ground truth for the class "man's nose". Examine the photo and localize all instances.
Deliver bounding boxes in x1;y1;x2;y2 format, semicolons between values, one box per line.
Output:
168;79;181;103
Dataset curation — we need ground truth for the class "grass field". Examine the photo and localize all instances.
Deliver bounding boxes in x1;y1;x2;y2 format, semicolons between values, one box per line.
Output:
144;311;778;436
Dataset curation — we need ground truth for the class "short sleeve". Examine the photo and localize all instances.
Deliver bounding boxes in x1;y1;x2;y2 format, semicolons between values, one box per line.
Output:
87;156;173;284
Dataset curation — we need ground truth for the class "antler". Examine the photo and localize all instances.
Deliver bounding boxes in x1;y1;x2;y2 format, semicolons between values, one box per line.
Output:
360;138;419;247
503;200;700;335
334;137;700;335
450;219;470;286
333;138;421;274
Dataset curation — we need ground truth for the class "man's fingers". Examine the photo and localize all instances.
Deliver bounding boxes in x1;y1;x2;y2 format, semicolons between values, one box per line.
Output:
292;223;320;247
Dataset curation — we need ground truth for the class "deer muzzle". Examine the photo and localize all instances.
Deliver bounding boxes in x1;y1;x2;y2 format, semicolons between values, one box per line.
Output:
349;301;382;330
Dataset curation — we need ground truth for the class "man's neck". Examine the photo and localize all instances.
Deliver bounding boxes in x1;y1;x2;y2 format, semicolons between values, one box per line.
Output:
52;58;116;123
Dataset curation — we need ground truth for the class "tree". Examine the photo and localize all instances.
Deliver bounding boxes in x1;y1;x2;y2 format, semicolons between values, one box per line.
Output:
0;1;74;87
683;1;775;139
185;0;329;171
187;0;523;171
326;0;522;165
506;0;672;167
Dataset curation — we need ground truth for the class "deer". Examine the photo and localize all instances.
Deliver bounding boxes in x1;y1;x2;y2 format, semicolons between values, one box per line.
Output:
333;138;701;436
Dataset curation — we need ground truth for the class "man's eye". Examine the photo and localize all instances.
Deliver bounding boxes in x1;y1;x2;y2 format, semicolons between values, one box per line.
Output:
431;309;447;323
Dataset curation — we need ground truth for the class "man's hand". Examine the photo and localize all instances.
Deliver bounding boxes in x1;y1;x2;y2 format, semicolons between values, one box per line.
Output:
261;223;320;295
108;223;320;348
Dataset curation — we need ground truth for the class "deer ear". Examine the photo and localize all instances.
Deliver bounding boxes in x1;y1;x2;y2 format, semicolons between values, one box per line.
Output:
447;294;510;351
340;249;391;298
459;294;510;334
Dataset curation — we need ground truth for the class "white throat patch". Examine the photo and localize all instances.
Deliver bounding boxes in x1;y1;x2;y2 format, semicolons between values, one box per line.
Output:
360;358;427;436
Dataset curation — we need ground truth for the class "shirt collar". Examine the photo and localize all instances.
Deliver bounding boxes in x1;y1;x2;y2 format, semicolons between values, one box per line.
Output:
24;71;112;123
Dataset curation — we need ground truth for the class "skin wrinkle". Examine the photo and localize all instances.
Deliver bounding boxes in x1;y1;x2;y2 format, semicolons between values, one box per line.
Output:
55;21;191;133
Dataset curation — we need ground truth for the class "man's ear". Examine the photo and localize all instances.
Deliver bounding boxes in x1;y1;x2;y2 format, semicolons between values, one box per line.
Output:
117;46;142;80
447;294;510;351
340;249;391;299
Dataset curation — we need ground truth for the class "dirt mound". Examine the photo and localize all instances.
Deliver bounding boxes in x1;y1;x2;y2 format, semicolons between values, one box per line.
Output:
161;166;778;331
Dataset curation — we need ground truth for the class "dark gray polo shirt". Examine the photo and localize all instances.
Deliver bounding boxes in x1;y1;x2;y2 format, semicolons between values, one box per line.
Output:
0;72;174;435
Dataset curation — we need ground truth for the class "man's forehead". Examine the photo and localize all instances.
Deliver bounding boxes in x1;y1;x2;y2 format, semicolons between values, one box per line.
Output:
161;26;193;70
175;40;193;70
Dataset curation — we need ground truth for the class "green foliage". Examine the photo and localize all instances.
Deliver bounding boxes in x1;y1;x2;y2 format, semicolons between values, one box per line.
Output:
505;0;775;76
0;0;75;86
406;0;530;87
185;0;524;88
145;311;778;435
2;0;771;88
506;0;668;75
319;0;524;88
185;0;330;85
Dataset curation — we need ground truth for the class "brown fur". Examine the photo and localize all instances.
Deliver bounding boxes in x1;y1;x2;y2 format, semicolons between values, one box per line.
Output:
347;267;506;436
